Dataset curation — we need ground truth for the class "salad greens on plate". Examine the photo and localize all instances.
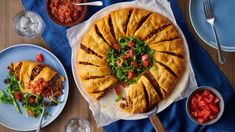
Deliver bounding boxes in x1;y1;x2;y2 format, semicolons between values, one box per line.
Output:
0;73;59;117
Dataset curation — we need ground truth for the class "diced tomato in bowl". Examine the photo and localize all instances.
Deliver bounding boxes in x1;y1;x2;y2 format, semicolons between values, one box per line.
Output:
186;86;224;125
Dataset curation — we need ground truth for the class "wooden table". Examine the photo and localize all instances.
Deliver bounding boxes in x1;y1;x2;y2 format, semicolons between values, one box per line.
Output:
0;0;234;132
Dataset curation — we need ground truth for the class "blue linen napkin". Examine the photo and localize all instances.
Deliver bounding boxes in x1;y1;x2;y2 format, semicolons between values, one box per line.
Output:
21;0;235;131
21;0;128;71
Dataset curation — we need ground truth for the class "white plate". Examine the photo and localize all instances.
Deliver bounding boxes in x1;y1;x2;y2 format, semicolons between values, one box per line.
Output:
71;1;190;121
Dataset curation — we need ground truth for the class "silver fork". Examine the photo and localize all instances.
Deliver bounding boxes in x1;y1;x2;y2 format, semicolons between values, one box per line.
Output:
36;97;51;132
203;0;225;64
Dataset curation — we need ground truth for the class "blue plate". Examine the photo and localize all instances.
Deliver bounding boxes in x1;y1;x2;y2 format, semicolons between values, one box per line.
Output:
0;44;69;131
189;0;235;52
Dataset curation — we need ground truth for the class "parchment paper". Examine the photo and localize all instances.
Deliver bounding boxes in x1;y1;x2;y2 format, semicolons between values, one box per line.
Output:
67;0;198;127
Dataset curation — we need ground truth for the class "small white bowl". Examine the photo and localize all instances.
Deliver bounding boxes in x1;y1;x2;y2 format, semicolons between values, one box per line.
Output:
186;86;224;125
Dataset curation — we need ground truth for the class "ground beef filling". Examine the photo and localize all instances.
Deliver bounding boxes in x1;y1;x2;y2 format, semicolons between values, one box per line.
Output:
9;63;23;80
30;64;46;80
41;75;64;97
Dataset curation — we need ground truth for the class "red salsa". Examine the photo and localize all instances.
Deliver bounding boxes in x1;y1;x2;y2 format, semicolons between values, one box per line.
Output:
50;0;84;24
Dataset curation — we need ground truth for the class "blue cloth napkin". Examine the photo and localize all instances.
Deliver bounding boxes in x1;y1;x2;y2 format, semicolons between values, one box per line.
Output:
21;0;128;71
21;0;235;131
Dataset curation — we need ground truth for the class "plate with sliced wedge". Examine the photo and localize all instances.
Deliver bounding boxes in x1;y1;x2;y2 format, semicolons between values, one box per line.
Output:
0;44;69;131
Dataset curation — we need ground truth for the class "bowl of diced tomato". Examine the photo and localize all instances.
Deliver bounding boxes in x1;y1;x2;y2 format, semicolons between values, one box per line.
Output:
186;86;224;125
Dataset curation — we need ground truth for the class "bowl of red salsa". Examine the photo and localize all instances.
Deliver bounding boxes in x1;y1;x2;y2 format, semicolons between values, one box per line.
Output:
186;86;224;125
46;0;87;27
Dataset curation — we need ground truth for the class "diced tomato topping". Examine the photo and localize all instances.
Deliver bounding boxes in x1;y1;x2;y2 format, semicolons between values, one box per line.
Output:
113;43;121;51
197;95;202;102
131;61;138;68
204;105;210;111
28;96;35;104
189;89;221;124
201;110;211;119
191;111;198;117
202;89;209;96
121;54;130;60
128;40;135;47
191;97;197;105
214;97;220;104
121;82;126;88
198;100;206;107
142;60;149;67
203;96;213;104
42;82;48;87
14;92;22;101
129;49;134;57
114;87;120;95
116;59;121;66
128;71;135;80
208;93;215;102
36;53;44;62
141;54;149;61
209;103;219;114
197;117;205;124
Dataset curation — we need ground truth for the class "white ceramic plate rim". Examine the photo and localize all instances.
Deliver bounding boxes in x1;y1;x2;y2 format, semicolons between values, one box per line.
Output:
0;44;69;131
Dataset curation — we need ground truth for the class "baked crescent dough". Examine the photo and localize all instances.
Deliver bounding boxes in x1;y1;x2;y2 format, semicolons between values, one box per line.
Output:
120;79;147;113
140;75;160;110
82;75;118;100
96;15;117;45
77;8;186;113
9;61;64;97
146;25;180;45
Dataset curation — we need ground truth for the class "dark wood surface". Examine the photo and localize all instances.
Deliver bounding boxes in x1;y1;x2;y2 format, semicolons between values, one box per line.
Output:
0;0;234;132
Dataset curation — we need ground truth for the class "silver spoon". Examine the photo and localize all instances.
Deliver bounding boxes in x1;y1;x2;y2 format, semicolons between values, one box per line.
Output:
71;1;103;6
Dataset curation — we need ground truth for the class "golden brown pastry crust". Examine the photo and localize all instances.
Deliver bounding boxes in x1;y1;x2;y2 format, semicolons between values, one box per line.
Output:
80;30;110;59
11;61;63;95
119;79;147;113
134;13;172;41
146;25;180;45
149;38;185;56
77;48;108;67
140;75;160;110
96;16;117;45
153;52;186;78
78;64;111;80
82;75;118;100
126;8;151;36
77;8;186;113
149;64;177;98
